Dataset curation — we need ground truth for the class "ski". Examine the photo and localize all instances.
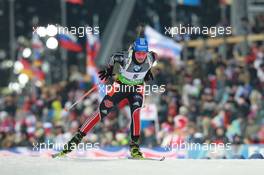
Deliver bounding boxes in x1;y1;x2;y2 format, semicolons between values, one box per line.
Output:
128;156;165;161
52;153;165;161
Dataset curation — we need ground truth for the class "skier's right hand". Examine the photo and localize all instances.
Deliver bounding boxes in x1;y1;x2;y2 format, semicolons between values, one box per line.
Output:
98;66;115;81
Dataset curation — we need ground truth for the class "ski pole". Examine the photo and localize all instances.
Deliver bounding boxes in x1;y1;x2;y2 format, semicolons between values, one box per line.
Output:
65;85;98;111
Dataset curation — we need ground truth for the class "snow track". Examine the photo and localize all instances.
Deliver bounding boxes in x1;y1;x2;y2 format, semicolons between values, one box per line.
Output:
1;156;264;175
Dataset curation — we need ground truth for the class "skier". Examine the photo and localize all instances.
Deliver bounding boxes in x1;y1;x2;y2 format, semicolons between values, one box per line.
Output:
53;37;157;159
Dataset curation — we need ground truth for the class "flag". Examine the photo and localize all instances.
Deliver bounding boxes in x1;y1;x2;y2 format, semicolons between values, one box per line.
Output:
85;31;106;98
66;0;83;5
144;26;182;63
86;32;100;65
86;32;100;84
57;26;82;52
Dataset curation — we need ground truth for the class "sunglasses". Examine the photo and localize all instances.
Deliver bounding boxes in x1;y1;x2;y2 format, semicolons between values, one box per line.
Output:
135;51;147;60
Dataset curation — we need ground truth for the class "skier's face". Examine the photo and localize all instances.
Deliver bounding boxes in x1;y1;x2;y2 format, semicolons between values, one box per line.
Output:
135;51;147;63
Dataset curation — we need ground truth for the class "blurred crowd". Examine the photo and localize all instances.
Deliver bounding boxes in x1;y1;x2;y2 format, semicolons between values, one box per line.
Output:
1;8;264;149
153;42;264;148
0;39;264;149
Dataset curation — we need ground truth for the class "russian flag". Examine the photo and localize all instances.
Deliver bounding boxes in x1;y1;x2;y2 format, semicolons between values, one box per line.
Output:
57;28;82;52
145;26;182;62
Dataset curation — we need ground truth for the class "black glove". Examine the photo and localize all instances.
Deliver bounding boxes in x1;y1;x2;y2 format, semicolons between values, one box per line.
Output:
98;66;115;81
144;69;154;81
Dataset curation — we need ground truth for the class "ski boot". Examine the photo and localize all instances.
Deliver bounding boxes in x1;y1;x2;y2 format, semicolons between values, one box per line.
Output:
129;142;144;159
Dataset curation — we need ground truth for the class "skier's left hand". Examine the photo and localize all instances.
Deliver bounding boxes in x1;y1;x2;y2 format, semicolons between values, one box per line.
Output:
144;69;154;81
98;66;115;81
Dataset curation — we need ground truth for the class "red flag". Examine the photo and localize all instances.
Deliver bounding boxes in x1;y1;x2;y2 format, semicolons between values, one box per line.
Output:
66;0;83;5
